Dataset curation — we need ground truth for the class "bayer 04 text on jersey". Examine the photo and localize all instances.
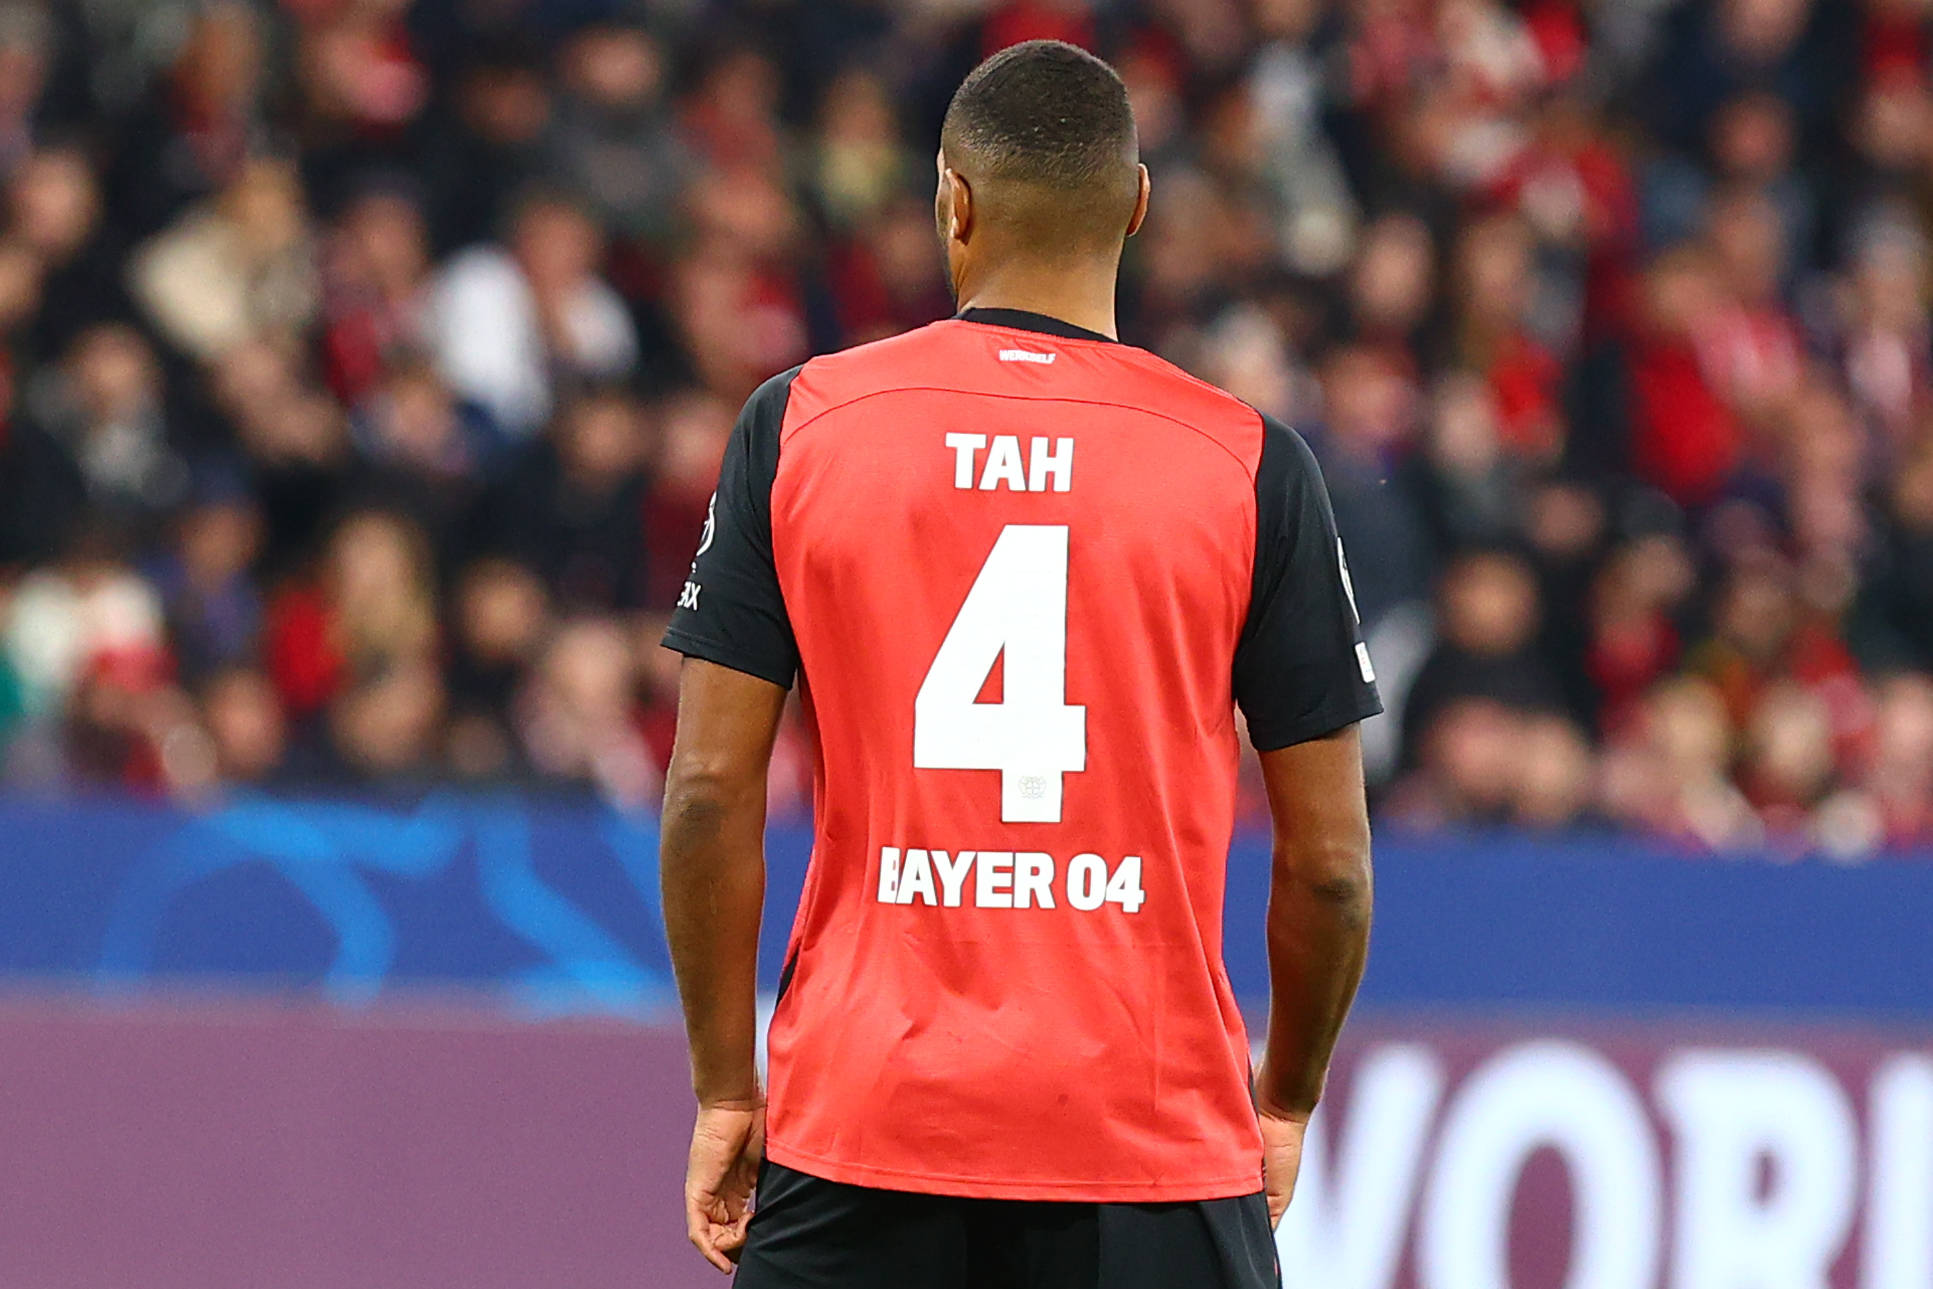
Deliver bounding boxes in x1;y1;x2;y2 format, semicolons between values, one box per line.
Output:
874;847;1145;913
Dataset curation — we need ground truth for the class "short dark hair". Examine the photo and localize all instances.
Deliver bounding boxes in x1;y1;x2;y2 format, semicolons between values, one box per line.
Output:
941;41;1138;250
943;40;1136;188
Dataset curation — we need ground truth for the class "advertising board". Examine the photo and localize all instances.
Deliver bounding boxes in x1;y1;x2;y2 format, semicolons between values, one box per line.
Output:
1283;1024;1932;1289
0;797;1926;1287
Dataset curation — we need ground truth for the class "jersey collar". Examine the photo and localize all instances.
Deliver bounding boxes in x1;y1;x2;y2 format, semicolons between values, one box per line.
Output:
956;307;1118;344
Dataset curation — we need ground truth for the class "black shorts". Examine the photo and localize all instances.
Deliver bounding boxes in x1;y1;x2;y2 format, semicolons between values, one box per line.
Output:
732;1162;1281;1289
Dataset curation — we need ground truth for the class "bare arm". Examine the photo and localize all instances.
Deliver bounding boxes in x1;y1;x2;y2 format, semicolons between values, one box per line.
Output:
1254;722;1373;1119
660;657;787;1272
661;656;788;1107
1252;726;1376;1120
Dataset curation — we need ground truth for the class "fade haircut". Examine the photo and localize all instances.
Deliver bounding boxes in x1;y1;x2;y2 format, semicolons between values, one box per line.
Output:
940;40;1140;254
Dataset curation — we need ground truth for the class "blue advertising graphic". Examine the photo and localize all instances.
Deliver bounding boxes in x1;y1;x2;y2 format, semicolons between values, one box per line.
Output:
4;794;1930;1018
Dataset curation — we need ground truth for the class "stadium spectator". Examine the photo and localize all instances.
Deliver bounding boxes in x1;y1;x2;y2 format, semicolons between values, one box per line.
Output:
149;478;264;685
1584;530;1697;731
418;43;553;256
318;178;433;404
474;383;653;612
639;386;730;609
128;155;320;361
0;1;53;176
444;555;548;781
1853;670;1933;848
30;323;191;540
349;356;491;553
6;147;133;365
0;0;1925;856
107;1;270;239
1401;548;1568;764
199;663;288;786
263;507;436;719
320;654;445;783
427;187;636;438
548;22;687;245
1601;674;1760;848
517;616;654;806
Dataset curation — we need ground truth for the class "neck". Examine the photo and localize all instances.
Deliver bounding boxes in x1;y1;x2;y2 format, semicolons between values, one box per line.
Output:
955;257;1122;340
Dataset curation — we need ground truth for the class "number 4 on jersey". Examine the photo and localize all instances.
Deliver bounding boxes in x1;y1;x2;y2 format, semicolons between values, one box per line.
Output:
914;525;1087;823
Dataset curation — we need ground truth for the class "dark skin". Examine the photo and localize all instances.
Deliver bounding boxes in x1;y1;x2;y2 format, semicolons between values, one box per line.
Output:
1251;726;1375;1225
933;143;1151;338
661;659;785;1271
661;144;1373;1270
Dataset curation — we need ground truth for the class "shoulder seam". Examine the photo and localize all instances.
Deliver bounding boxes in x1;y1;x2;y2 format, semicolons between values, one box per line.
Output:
759;362;808;399
1133;347;1266;412
747;364;806;455
1247;405;1305;450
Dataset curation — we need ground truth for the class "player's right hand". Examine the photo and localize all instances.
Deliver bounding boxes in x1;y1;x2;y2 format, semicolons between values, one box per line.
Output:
1255;1102;1310;1229
684;1100;766;1272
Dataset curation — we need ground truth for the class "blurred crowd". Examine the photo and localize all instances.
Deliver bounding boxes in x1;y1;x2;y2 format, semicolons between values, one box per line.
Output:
0;0;1931;858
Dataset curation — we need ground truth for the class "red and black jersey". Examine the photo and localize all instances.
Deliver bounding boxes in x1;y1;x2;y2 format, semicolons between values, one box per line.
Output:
664;308;1380;1203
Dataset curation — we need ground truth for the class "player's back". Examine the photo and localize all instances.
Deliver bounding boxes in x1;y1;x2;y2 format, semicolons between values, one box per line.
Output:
667;307;1379;1202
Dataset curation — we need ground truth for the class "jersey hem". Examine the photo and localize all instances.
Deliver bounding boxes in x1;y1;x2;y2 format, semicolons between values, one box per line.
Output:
764;1138;1264;1204
661;627;796;690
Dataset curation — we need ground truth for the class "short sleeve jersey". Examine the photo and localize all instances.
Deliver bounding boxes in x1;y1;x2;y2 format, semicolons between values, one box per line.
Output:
664;309;1380;1202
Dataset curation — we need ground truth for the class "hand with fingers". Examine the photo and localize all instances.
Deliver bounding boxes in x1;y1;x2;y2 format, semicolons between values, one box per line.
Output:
1255;1096;1310;1229
685;1100;766;1272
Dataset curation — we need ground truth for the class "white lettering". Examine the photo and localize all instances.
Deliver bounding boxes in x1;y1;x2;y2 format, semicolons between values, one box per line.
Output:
1277;1044;1444;1289
1029;437;1074;492
896;848;936;905
945;434;1075;492
1271;1039;1921;1289
979;435;1027;491
998;348;1057;364
1866;1055;1933;1289
1659;1052;1857;1289
1338;537;1361;619
1104;854;1146;913
1420;1041;1660;1289
913;525;1084;822
945;433;986;489
677;581;701;611
1014;852;1055;908
1066;853;1106;911
931;849;974;908
869;847;1162;910
974;851;1014;908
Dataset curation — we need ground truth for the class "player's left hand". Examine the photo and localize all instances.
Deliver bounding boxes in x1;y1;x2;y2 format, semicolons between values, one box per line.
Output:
1255;1100;1310;1229
684;1099;766;1272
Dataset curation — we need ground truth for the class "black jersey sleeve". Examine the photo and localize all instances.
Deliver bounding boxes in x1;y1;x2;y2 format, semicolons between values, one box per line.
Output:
1233;413;1384;750
660;365;803;689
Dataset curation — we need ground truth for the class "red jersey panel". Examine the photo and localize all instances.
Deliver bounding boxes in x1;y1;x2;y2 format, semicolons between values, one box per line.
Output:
665;310;1379;1202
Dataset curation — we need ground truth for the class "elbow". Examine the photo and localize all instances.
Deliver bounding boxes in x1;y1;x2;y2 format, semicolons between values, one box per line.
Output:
661;754;760;831
1276;832;1373;922
1312;860;1373;925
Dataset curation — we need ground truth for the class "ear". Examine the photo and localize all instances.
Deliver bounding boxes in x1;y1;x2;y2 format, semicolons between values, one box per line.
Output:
945;168;974;246
1125;164;1151;239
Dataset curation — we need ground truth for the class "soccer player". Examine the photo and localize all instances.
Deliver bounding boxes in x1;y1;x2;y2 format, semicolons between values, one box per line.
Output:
658;39;1379;1288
